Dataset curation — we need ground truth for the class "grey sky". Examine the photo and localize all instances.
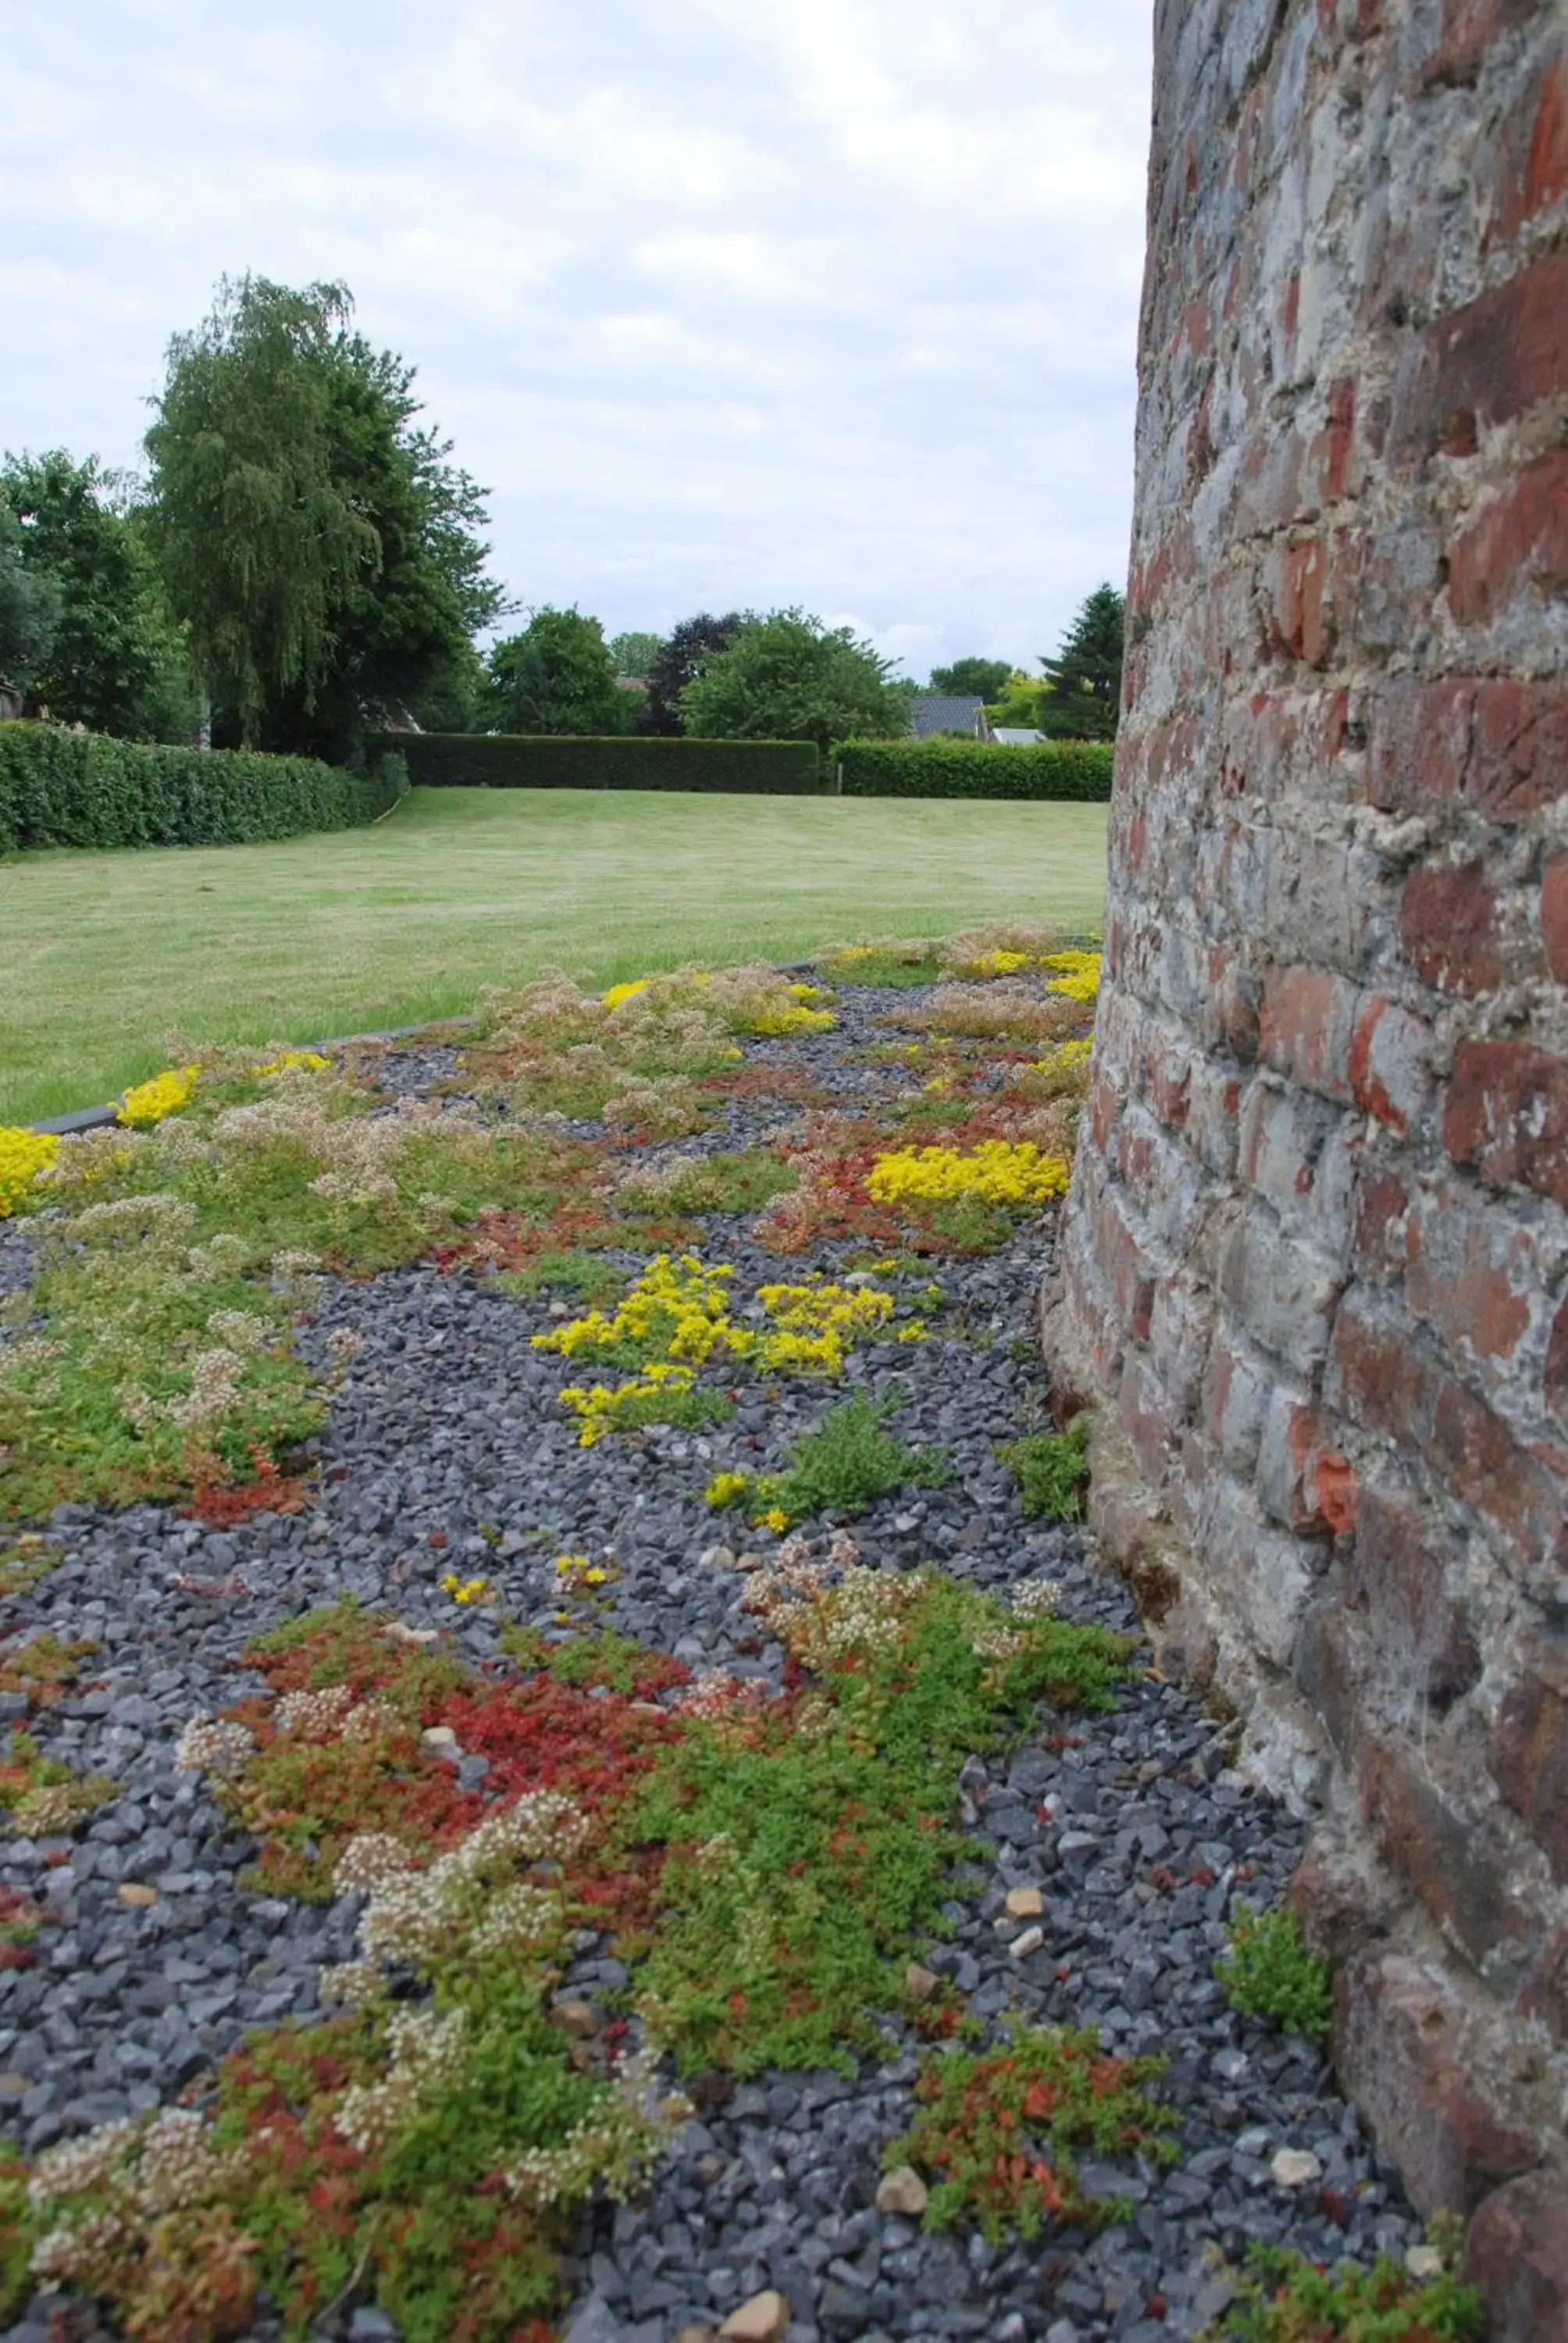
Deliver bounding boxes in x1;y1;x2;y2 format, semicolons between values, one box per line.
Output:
3;1;1153;678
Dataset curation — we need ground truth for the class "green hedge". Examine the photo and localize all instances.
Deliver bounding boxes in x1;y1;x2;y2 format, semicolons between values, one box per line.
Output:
833;737;1114;801
382;733;826;793
0;723;408;853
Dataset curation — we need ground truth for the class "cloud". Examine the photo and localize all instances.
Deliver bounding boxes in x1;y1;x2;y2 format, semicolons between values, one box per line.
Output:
2;0;1151;676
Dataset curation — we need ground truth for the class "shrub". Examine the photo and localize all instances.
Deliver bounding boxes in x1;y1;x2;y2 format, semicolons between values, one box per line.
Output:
708;1395;948;1525
1217;1905;1334;2044
1000;1418;1091;1520
0;722;407;853
1203;2240;1485;2341
379;733;825;793
833;736;1114;801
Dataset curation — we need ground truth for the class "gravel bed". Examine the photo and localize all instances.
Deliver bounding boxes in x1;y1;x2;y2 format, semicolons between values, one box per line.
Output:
0;990;1420;2342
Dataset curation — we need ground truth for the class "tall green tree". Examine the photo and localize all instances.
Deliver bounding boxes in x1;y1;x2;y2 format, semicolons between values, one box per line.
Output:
1039;583;1124;740
680;609;910;753
607;629;661;679
928;655;1013;700
485;608;630;734
1;451;194;739
0;504;60;693
144;274;504;759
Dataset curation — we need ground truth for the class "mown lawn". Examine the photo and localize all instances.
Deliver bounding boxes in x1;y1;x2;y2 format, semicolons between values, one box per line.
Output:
0;786;1107;1123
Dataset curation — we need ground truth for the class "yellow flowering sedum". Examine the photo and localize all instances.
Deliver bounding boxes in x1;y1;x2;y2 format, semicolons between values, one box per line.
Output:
257;1049;330;1077
118;1064;200;1128
1042;949;1103;1006
601;979;650;1011
866;1139;1071;1211
0;1128;59;1218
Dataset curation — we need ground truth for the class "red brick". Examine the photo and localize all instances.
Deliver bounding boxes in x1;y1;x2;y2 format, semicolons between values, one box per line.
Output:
1118;1357;1181;1487
1349;995;1433;1134
1350;1165;1413;1281
1541;857;1568;981
1389;251;1568;462
1421;0;1541;87
1444;1038;1568;1206
1260;965;1358;1100
1449;451;1568;626
1462;2171;1568;2343
1491;1631;1568;1885
1470;678;1568;818
1493;46;1568;240
1400;864;1503;993
1093;1186;1158;1345
1368;675;1474;810
1267;537;1332;665
1547;1292;1568;1433
1337;1951;1540;2216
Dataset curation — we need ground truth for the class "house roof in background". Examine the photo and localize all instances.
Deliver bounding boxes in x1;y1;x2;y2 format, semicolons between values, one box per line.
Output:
908;694;984;738
992;726;1045;744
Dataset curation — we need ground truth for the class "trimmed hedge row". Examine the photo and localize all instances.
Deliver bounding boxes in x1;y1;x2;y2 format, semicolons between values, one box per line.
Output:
833;737;1114;801
382;733;826;793
0;723;409;854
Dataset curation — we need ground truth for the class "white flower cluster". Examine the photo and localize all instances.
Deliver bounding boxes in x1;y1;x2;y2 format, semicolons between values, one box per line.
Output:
274;1684;353;1737
166;1346;247;1431
502;2051;683;2209
205;1308;271;1356
335;2006;471;2156
337;1794;586;1971
66;1193;195;1253
174;1716;255;1779
332;1831;412;1893
30;2211;132;2286
318;1959;384;2010
970;1623;1026;1661
28;2106;249;2290
1010;1575;1064;1619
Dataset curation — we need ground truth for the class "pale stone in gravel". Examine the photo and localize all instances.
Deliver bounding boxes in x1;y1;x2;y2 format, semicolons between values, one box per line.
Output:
876;2165;931;2218
550;1999;597;2038
116;1882;157;1907
719;2290;789;2342
1406;2245;1445;2280
422;1725;458;1749
904;1961;939;2000
1270;2148;1324;2188
1009;1924;1045;1960
676;2329;717;2343
1005;1885;1044;1917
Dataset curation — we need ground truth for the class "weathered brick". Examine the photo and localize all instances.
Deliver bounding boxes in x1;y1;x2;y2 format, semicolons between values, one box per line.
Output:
1404;1183;1545;1370
1118;1356;1182;1488
1367;675;1474;811
1469;678;1568;820
1448;450;1568;628
1203;1473;1321;1667
1491;1631;1568;1885
1541;855;1568;982
1420;0;1542;90
1349;1162;1413;1282
1389;251;1568;462
1461;2171;1568;2343
1491;42;1568;241
1259;963;1359;1100
1349;1479;1481;1707
1444;1038;1568;1207
1349;994;1434;1135
1218;1205;1344;1375
1360;1741;1521;1967
1400;864;1503;994
1200;1328;1272;1475
1338;1952;1540;2214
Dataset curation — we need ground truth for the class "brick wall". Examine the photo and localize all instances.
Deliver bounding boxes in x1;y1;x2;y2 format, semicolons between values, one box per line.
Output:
1042;0;1568;2319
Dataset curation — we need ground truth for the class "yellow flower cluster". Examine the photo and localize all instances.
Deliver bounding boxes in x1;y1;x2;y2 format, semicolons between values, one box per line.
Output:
118;1064;200;1128
1034;1036;1094;1075
753;1278;895;1373
558;1360;699;1447
440;1573;490;1605
601;979;649;1011
0;1127;59;1218
535;1253;745;1368
955;948;1032;979
1042;950;1103;1006
865;1139;1071;1211
258;1050;330;1077
554;1553;611;1588
704;1472;750;1510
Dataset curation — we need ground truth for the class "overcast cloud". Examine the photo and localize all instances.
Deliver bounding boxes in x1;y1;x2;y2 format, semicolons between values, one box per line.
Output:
2;0;1153;677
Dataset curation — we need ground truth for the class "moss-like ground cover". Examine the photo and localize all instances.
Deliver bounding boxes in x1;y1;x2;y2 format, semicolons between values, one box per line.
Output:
0;929;1477;2339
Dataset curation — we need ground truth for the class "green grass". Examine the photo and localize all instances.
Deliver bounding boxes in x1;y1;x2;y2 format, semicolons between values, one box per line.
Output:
0;787;1107;1124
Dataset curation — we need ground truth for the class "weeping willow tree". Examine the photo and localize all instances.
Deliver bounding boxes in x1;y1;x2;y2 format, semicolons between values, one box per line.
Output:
144;276;503;758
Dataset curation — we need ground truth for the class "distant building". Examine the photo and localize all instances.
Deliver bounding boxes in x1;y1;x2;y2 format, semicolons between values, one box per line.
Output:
907;694;989;741
0;679;23;722
992;726;1045;746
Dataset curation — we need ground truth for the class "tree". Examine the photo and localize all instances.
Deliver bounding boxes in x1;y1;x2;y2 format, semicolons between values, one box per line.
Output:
1;450;194;739
1038;583;1124;740
0;504;60;692
681;608;910;752
607;629;661;679
641;612;744;736
144;274;504;759
484;608;630;734
928;656;1013;700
